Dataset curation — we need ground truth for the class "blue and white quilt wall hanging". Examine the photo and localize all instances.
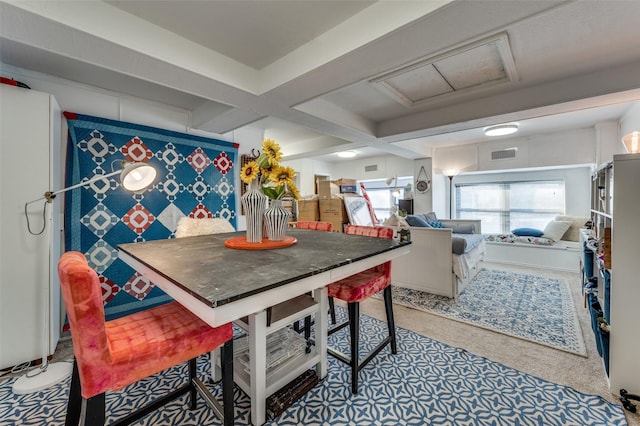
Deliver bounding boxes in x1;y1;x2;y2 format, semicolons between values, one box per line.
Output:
64;112;238;320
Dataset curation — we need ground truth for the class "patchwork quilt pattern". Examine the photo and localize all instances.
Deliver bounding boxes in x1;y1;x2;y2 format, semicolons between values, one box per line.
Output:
64;113;238;320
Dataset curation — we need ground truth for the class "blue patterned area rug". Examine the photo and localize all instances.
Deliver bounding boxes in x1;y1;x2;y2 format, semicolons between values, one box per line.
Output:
0;312;623;425
387;268;587;356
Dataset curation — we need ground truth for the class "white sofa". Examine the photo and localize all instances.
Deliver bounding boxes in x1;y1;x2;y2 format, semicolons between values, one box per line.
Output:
391;219;484;299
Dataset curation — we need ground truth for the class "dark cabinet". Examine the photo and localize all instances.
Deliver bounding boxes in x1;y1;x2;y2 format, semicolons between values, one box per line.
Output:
398;199;413;215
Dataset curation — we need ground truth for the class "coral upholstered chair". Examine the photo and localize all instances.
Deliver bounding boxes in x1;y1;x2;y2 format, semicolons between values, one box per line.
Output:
58;251;235;426
327;225;397;394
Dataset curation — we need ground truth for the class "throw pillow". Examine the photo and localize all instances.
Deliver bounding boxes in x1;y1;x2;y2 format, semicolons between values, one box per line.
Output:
406;215;430;227
422;212;438;223
542;220;572;242
428;220;445;228
554;215;590;242
512;227;544;237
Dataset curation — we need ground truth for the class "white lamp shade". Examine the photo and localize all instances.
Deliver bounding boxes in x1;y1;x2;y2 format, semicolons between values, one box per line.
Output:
120;162;156;192
622;131;640;153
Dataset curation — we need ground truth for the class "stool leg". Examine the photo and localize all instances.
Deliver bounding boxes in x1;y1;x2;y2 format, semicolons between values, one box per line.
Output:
383;286;397;354
221;339;234;426
83;393;106;426
348;302;360;394
328;296;337;325
188;358;198;410
65;360;82;426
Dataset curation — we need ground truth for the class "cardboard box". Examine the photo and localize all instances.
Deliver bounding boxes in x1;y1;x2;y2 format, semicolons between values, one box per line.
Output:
297;199;319;221
335;178;356;186
319;199;348;232
339;185;357;193
318;181;339;199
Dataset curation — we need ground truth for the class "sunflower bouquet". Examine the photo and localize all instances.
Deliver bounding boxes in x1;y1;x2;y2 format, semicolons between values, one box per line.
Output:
240;139;300;201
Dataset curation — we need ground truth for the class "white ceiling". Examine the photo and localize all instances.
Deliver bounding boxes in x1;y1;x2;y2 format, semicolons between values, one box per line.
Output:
2;0;640;163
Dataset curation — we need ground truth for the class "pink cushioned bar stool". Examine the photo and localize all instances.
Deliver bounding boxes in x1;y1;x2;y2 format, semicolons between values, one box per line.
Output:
58;251;235;426
326;225;397;394
295;220;333;232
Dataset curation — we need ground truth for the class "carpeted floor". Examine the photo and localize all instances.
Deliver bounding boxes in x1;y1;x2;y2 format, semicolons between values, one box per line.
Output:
380;268;586;356
0;309;627;425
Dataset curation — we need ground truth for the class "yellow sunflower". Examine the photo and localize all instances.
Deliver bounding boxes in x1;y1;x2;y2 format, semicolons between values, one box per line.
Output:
262;139;282;164
288;182;300;200
240;161;259;184
269;166;295;187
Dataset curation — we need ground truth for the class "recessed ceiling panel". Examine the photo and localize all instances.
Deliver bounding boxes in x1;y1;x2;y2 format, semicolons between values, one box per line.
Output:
384;64;453;101
369;33;517;108
434;43;506;90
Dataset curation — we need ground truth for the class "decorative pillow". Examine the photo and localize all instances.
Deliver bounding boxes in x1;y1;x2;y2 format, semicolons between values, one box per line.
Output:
406;215;431;227
428;221;445;228
451;236;467;255
554;215;590;242
542;220;572;242
422;212;438;223
512;227;544;237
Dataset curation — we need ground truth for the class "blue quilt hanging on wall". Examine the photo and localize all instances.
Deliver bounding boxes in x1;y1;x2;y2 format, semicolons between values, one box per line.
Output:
64;112;238;320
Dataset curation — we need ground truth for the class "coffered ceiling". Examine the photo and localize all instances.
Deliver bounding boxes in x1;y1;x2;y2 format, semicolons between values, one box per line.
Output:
2;0;640;162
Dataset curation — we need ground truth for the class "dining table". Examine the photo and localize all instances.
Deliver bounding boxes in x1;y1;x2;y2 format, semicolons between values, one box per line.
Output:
118;227;411;425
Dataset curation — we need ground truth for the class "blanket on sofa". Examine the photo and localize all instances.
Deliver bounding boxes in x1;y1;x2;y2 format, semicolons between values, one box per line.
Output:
452;233;486;254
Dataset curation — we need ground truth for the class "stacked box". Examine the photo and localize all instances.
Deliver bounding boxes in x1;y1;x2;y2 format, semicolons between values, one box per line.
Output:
335;178;356;186
297;199;319;221
318;181;339;199
339;185;357;193
319;199;348;232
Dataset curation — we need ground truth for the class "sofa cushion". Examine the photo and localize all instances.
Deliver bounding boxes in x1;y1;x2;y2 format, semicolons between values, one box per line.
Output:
406;215;431;227
554;215;590;241
447;223;475;234
451;236;467;255
542;220;572;242
512;227;544;237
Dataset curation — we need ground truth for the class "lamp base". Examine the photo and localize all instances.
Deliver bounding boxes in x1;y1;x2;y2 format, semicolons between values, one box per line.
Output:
12;361;73;395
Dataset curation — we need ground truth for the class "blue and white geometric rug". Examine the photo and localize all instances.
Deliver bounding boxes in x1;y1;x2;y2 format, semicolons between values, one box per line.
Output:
386;268;587;356
0;312;623;425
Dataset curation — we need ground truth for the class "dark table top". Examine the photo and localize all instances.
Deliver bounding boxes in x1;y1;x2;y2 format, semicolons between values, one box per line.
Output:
118;229;410;308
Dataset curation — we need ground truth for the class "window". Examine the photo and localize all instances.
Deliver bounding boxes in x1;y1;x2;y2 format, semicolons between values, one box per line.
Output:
365;188;394;221
456;180;565;234
360;177;412;221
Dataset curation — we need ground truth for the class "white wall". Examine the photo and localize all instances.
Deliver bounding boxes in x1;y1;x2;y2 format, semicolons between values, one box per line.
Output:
1;63;264;230
281;158;332;196
330;154;414;181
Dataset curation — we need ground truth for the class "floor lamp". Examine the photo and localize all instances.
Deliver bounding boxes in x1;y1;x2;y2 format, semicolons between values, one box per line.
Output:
444;169;458;219
13;161;156;394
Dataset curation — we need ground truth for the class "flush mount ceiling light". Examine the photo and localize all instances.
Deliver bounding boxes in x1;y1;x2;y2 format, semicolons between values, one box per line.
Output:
484;123;519;137
337;151;356;158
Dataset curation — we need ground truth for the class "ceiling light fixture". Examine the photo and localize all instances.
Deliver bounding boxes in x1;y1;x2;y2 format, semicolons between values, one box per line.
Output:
337;151;356;158
484;123;519;137
621;131;640;153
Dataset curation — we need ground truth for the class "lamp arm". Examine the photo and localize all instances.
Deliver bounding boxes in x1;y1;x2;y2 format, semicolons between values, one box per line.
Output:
44;169;121;202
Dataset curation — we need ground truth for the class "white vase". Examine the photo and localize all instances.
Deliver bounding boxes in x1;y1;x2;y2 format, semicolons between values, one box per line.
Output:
264;199;290;241
241;180;267;243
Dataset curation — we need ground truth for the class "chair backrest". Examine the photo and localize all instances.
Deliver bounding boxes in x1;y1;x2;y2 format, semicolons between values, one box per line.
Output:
345;224;393;239
175;217;235;238
58;252;110;368
296;220;333;232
